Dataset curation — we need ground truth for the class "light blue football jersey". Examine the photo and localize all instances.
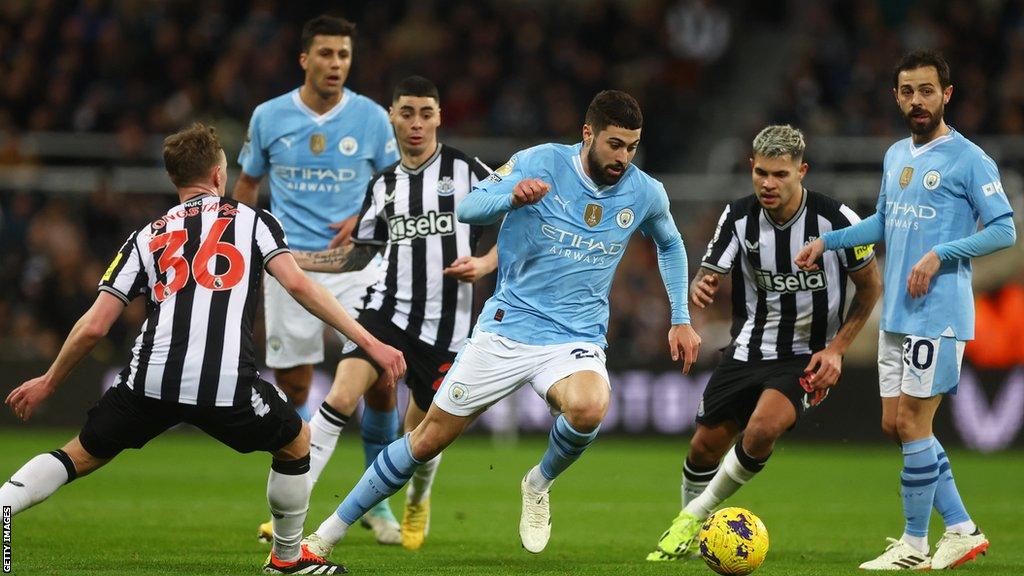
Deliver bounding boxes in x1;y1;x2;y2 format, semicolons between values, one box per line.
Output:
460;143;688;346
877;128;1013;340
238;87;399;251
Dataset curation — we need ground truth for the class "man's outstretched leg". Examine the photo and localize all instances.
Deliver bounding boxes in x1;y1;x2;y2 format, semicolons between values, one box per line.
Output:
649;389;794;561
0;436;108;514
304;403;473;559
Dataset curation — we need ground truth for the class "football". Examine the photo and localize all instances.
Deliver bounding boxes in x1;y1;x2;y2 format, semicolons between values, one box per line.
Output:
697;507;770;575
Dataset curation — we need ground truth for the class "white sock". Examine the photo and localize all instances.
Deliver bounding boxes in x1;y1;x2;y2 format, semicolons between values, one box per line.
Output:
309;404;349;484
681;459;719;507
267;461;311;562
526;465;552;492
316;511;351;546
901;533;929;554
406;453;442;506
947;520;977;535
0;452;73;515
684;445;760;519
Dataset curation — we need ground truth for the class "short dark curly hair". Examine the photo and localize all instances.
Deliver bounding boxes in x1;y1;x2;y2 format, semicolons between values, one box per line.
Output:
301;15;356;53
585;90;643;135
893;50;951;89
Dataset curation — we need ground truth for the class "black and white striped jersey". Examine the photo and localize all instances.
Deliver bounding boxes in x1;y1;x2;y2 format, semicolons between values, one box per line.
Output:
99;195;290;406
352;144;490;352
701;189;875;361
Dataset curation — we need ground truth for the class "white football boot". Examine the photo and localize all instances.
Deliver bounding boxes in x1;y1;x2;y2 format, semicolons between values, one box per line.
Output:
859;538;931;570
519;472;552;553
931;529;988;569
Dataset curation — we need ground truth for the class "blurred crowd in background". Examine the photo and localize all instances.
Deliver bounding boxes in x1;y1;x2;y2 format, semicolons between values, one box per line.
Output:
1;0;1022;370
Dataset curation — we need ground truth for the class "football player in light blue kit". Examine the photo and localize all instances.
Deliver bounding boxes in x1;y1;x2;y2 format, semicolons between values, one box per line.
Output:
233;15;403;545
798;51;1016;571
302;90;702;560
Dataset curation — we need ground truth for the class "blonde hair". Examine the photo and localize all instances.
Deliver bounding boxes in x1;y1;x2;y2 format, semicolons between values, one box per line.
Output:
752;124;806;160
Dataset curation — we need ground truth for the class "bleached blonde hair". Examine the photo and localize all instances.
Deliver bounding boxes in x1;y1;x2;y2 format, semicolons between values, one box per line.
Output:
752;124;806;160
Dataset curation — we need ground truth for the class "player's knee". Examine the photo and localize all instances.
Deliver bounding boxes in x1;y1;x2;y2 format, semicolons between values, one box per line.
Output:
881;416;899;442
563;398;608;433
743;419;785;453
323;386;360;416
274;422;311;461
688;436;724;468
61;439;108;477
895;413;928;442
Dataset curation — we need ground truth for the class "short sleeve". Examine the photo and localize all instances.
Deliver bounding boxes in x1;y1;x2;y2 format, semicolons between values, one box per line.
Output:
965;152;1014;225
98;231;147;304
834;204;876;271
700;204;741;273
254;209;290;269
238;108;269;178
351;175;389;246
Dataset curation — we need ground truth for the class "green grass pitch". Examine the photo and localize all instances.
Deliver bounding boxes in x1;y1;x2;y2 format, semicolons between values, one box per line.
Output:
2;429;1022;575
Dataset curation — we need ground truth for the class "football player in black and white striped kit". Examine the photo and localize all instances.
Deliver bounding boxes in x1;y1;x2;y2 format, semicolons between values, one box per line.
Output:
647;125;883;561
289;76;497;551
0;124;405;575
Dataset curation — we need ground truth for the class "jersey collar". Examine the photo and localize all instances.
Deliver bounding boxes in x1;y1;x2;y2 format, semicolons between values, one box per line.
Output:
909;127;955;158
399;144;443;175
291;87;351;125
763;187;807;231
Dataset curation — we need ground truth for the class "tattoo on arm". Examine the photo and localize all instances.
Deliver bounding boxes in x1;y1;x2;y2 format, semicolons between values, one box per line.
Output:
293;244;382;273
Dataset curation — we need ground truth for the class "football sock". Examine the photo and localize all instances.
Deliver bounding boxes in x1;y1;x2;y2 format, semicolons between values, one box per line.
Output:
682;457;719;507
931;438;975;533
685;442;768;519
267;456;311;562
361;406;401;468
406;453;442;506
900;437;939;546
0;450;76;515
309;403;350;483
361;406;400;517
322;434;421;544
535;415;600;490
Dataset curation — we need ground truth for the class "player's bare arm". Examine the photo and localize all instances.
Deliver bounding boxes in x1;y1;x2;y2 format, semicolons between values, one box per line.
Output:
906;250;940;298
794;237;826;271
442;245;498;282
804;259;882;390
6;292;125;421
266;252;406;386
292;243;383;274
231;172;262;207
511;178;550;208
327;214;359;249
689;267;723;309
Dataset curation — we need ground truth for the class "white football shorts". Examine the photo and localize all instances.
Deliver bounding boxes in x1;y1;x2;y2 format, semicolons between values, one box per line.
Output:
263;266;380;369
433;330;610;417
878;330;966;398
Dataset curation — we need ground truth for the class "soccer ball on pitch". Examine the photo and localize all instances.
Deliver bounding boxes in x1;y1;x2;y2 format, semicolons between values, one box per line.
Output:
696;507;770;575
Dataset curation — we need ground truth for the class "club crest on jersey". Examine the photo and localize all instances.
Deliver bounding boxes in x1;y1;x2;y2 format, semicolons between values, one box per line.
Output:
923;170;941;190
616;208;634;228
437;176;456;197
584;203;603;227
309;133;326;155
495;158;516;177
338;136;359;156
899;166;914;189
